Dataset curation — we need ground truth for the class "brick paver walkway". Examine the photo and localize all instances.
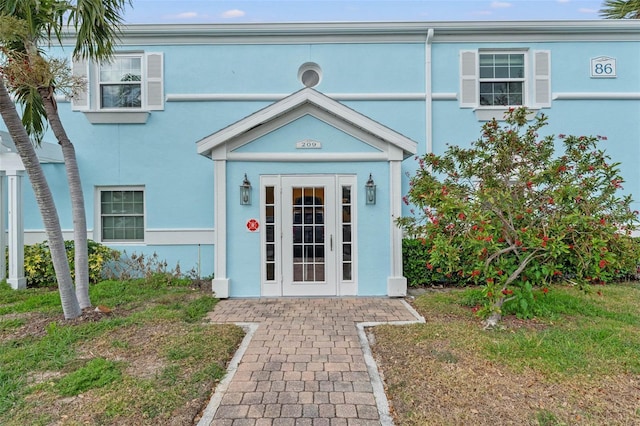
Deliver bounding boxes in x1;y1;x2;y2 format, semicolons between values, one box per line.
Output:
197;298;424;426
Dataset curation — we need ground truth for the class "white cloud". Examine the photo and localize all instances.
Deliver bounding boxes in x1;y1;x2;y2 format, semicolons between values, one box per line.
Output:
221;9;246;19
578;8;598;14
491;1;512;8
173;12;198;19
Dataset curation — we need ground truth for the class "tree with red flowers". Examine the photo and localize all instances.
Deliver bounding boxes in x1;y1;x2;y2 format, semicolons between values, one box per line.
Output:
398;107;639;328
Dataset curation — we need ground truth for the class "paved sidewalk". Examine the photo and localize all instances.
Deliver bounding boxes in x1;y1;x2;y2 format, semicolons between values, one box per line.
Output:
198;298;424;426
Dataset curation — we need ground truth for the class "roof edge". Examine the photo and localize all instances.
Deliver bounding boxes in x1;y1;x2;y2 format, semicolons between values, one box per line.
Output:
60;20;640;44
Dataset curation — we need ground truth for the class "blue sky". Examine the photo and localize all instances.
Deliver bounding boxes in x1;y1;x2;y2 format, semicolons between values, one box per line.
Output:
122;0;605;24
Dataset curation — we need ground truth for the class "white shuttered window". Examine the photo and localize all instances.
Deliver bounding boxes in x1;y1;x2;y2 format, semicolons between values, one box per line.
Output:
460;50;551;110
72;52;164;112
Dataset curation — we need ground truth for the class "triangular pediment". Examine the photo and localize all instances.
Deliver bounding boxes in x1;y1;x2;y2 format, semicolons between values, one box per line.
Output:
196;88;417;160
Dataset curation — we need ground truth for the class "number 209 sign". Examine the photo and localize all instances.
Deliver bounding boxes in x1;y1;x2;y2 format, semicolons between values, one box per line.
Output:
591;56;617;78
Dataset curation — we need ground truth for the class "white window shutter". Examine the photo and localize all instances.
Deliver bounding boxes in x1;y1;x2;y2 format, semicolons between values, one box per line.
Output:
533;50;551;108
71;58;89;111
460;50;478;108
145;53;164;110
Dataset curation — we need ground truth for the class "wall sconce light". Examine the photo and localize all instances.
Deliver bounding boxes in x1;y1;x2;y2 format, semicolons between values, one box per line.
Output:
240;173;252;205
365;173;376;205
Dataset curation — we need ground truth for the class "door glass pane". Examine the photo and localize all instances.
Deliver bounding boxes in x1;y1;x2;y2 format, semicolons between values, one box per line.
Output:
341;185;352;281
264;186;276;282
292;186;325;282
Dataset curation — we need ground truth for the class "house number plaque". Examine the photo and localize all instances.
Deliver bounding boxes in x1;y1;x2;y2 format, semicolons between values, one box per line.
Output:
590;56;616;78
296;139;322;149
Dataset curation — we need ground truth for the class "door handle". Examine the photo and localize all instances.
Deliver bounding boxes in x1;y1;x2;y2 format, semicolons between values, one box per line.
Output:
330;234;333;251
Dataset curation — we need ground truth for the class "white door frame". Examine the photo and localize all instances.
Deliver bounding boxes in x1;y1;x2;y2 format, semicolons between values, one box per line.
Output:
260;174;358;297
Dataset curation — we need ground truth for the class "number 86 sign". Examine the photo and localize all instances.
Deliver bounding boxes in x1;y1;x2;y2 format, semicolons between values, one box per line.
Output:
591;56;616;78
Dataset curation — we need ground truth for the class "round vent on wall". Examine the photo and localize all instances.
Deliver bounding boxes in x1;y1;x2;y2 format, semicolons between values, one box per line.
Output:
298;63;322;88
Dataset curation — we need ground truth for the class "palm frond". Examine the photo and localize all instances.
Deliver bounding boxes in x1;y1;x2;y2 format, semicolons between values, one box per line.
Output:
15;86;48;145
68;0;132;61
600;0;640;19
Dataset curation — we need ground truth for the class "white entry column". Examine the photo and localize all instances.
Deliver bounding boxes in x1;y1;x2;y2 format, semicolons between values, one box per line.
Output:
7;169;25;289
0;172;5;281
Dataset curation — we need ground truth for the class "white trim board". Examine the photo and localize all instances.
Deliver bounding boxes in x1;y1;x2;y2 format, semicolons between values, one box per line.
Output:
24;229;214;246
554;92;640;100
60;21;640;46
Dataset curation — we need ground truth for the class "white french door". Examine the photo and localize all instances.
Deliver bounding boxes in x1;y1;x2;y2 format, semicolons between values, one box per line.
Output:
282;176;337;296
261;175;356;297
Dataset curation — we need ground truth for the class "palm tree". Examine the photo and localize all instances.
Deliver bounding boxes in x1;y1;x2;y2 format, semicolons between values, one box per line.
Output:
0;58;81;319
1;0;130;310
600;0;640;18
0;0;130;316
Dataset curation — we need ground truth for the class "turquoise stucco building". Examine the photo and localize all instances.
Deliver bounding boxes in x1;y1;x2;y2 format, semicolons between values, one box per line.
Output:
1;20;639;297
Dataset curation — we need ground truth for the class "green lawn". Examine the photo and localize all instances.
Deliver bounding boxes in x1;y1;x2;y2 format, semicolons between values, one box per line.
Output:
0;279;244;425
372;283;640;426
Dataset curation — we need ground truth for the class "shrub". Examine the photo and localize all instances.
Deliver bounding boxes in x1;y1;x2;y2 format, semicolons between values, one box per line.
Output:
399;107;640;326
102;251;193;287
21;240;120;287
403;238;462;287
403;236;640;288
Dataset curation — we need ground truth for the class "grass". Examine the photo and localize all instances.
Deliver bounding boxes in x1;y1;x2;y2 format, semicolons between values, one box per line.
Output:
0;279;244;425
372;283;640;426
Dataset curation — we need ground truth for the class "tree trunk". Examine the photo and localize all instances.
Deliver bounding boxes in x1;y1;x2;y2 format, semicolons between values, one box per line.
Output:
483;297;505;330
38;86;91;309
483;311;503;330
0;78;81;319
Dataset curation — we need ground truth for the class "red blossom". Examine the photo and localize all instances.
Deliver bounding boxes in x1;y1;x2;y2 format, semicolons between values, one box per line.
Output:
599;259;607;269
426;263;434;270
458;212;466;220
501;289;513;295
542;287;549;294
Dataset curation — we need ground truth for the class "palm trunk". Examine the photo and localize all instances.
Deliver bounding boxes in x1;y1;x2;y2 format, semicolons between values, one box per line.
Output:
38;86;91;309
0;78;81;319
